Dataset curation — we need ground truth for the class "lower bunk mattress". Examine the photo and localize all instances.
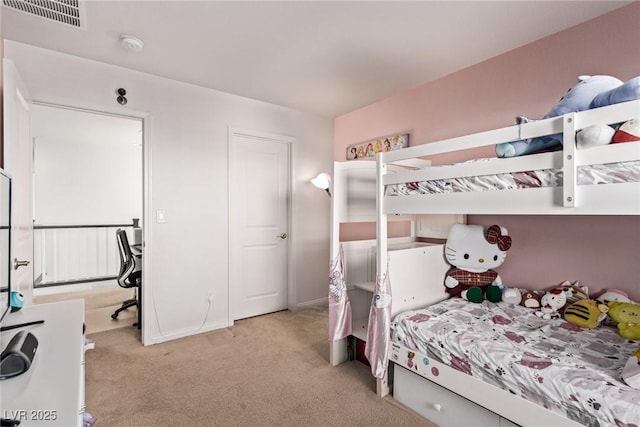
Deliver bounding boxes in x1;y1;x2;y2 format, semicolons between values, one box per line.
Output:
391;298;640;427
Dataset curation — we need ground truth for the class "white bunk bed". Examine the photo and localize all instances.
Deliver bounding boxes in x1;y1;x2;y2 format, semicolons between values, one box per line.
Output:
328;160;461;366
373;100;640;427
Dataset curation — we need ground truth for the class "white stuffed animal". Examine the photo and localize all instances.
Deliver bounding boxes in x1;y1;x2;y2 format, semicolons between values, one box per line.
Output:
502;287;522;304
535;288;567;320
596;288;632;305
444;224;512;303
576;124;615;149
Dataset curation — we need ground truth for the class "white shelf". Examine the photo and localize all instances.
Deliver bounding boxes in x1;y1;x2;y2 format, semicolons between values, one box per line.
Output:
388;241;435;251
352;317;368;341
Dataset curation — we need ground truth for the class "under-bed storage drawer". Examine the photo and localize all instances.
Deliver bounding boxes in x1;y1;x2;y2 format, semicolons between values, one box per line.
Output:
394;365;501;427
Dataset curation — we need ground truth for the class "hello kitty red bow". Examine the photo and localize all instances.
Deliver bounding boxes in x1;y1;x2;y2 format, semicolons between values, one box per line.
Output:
485;225;512;251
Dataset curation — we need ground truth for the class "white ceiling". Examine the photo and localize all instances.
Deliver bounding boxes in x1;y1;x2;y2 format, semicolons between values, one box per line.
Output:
0;1;632;118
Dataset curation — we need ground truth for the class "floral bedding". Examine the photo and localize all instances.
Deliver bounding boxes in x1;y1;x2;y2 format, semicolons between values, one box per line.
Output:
391;298;640;427
385;159;640;196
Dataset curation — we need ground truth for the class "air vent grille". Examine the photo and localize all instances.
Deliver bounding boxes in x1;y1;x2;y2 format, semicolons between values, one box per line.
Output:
2;0;86;29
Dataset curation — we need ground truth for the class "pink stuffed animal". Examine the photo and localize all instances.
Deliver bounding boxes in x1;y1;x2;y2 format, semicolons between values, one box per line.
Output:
596;288;632;305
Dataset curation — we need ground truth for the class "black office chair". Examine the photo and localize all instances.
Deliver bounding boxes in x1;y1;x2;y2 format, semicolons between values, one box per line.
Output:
111;228;142;329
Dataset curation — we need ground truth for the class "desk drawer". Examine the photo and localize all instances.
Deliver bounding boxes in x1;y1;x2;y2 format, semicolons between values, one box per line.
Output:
394;365;500;427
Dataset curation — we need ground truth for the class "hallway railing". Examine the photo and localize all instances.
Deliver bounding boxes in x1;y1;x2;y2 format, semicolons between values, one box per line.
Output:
33;223;136;288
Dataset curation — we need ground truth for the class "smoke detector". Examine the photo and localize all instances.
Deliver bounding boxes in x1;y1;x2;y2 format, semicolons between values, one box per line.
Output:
2;0;86;29
120;34;144;52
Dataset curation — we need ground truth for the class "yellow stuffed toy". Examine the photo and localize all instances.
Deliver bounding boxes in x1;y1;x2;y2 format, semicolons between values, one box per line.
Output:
607;301;640;340
564;299;608;329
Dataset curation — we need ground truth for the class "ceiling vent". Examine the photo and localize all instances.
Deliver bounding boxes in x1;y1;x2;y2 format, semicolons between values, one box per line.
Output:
2;0;86;29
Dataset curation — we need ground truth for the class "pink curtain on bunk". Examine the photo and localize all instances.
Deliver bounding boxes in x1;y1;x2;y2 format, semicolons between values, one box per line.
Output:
364;265;391;379
328;244;352;341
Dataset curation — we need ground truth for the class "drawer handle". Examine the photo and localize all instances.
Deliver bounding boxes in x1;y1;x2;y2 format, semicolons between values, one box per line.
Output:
426;402;442;412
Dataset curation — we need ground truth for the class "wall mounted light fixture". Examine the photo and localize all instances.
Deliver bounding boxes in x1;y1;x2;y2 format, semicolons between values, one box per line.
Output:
311;172;331;197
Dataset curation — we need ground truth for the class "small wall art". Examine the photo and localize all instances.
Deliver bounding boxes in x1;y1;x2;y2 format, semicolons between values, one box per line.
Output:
346;133;409;160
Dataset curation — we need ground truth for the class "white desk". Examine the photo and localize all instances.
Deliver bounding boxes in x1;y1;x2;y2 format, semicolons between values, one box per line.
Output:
130;244;142;257
133;227;142;245
0;299;85;427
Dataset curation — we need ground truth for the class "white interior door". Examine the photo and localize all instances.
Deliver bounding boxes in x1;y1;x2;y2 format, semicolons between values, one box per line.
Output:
3;59;34;303
229;128;291;321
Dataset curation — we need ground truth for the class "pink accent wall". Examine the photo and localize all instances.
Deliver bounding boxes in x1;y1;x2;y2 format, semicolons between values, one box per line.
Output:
334;4;640;299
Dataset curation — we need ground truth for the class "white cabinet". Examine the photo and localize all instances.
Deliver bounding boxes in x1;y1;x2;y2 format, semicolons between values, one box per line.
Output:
387;242;448;317
349;242;448;342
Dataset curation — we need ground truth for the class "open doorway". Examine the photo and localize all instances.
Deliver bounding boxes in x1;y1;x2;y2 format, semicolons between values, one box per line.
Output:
29;104;143;334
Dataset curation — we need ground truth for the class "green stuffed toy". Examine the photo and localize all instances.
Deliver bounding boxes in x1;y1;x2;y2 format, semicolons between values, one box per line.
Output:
608;301;640;340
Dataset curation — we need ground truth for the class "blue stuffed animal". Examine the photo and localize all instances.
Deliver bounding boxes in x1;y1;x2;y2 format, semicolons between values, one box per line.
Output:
590;76;640;109
496;75;640;158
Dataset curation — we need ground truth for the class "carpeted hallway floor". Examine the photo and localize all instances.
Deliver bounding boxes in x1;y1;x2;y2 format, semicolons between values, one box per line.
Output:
85;305;436;427
34;282;137;334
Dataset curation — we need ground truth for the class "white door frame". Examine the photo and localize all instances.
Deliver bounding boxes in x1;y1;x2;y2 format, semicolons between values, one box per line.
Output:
11;98;152;344
3;59;34;304
228;127;295;326
33;103;152;344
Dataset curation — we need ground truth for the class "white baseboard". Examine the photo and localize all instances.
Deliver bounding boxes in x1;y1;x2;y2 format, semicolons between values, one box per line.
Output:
293;297;328;310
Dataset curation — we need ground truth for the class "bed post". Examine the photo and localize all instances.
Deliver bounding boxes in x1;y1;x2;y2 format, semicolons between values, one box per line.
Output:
562;113;577;208
375;152;391;397
329;161;349;366
376;375;390;398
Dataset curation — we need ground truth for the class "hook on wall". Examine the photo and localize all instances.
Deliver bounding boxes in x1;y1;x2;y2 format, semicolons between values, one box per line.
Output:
116;88;128;106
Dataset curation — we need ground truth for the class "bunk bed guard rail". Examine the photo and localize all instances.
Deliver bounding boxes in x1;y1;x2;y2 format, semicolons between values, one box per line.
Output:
377;100;640;216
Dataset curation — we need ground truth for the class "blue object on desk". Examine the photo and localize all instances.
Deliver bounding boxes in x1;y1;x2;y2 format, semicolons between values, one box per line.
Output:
9;291;24;312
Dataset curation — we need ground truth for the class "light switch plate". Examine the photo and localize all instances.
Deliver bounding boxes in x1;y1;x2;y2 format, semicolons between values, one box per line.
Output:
156;210;166;223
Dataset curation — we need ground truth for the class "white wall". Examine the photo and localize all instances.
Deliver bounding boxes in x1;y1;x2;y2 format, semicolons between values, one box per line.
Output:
32;104;143;225
5;41;333;344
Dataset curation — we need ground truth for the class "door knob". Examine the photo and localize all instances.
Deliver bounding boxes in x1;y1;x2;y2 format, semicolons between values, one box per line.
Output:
14;258;30;270
277;233;287;239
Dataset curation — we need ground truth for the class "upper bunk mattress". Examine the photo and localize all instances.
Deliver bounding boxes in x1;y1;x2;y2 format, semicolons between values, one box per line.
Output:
385;159;640;196
391;298;640;427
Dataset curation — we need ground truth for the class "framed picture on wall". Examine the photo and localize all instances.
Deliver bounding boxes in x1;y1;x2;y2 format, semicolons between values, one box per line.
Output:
346;133;409;160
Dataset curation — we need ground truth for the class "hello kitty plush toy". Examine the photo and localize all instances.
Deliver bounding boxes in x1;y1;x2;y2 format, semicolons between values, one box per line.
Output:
444;224;512;303
535;288;567;320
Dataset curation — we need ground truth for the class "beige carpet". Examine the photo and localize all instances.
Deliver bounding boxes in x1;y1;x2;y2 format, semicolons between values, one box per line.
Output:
85;306;436;427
